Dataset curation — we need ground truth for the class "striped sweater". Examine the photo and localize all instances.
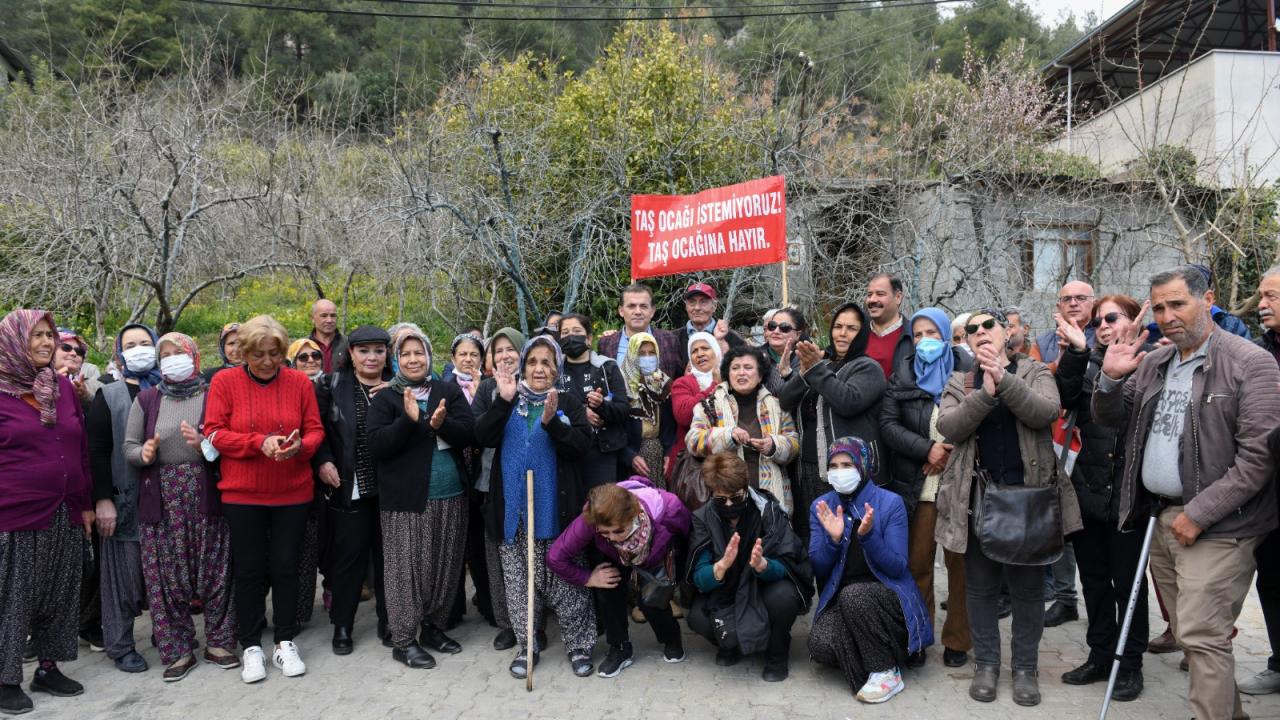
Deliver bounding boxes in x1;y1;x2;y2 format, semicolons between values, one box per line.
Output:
204;366;323;506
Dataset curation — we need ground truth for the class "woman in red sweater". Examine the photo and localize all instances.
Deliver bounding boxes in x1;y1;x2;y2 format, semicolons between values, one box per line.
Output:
204;315;323;685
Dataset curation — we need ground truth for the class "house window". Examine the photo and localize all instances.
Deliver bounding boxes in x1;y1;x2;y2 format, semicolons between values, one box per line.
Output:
1022;225;1095;290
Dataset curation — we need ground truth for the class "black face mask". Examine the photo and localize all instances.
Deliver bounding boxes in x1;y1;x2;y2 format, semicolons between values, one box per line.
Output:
714;501;747;523
558;335;589;359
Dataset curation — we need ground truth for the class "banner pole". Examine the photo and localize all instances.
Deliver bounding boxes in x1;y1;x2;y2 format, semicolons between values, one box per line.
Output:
780;258;789;306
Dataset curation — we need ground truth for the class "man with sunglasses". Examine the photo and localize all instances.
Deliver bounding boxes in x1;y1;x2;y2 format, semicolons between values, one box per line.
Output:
1093;265;1280;720
1031;281;1095;372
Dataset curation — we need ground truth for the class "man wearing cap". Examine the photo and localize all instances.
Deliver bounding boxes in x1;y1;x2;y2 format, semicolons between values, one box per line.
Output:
673;282;745;369
864;273;913;378
313;325;393;655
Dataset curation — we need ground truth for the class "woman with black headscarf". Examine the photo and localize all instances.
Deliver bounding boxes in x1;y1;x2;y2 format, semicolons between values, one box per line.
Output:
86;322;164;674
777;302;887;542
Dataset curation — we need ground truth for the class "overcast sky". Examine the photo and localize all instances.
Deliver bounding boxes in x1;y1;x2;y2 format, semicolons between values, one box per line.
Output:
1027;0;1134;27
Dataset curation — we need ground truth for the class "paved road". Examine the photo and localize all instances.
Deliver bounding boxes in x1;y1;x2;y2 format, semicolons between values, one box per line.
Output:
19;564;1280;719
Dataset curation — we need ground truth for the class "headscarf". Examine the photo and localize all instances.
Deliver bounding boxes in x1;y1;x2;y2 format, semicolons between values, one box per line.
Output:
56;327;87;355
155;332;207;400
621;332;670;426
825;301;871;367
387;322;424;351
217;322;241;366
387;327;433;400
827;436;878;485
686;331;722;391
910;308;955;404
0;309;61;426
515;335;563;417
287;337;322;365
489;327;527;377
115;322;163;390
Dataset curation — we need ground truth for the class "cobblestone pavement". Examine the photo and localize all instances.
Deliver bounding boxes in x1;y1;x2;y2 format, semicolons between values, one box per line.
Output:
19;563;1280;720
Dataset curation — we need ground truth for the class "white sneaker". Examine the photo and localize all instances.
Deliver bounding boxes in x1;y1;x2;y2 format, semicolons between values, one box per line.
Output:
1239;668;1280;695
856;668;905;704
272;641;306;677
241;646;267;683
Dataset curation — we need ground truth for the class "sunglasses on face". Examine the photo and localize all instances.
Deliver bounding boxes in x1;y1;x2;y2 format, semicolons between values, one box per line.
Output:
711;490;748;507
59;343;86;358
1059;294;1094;305
965;318;998;335
1088;312;1129;328
765;322;794;333
295;351;323;363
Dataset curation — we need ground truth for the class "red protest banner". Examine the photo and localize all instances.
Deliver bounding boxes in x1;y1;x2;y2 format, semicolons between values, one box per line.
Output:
630;175;786;280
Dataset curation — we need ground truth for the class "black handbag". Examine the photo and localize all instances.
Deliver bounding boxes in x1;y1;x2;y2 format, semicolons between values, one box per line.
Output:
972;466;1064;566
632;550;677;608
965;372;1064;566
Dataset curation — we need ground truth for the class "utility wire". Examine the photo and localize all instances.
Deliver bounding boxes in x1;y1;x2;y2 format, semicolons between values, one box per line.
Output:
365;0;944;11
178;0;970;23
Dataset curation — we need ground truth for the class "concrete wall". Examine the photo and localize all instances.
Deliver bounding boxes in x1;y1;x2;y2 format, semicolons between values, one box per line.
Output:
1048;50;1280;188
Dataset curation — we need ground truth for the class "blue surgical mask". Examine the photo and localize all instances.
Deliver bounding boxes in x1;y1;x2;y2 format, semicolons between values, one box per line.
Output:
637;356;659;374
915;337;947;363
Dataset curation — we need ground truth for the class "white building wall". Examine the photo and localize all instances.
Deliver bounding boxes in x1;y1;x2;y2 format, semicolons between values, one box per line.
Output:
1049;50;1280;188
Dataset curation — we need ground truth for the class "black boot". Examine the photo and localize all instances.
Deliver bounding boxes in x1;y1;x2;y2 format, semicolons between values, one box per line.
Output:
331;626;353;655
30;667;83;697
420;624;462;655
0;684;33;715
492;627;517;651
761;655;789;682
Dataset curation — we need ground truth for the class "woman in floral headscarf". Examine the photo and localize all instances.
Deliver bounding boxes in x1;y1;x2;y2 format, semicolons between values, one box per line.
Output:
367;327;475;670
620;332;671;488
474;335;595;680
808;437;932;705
0;309;93;713
123;332;237;681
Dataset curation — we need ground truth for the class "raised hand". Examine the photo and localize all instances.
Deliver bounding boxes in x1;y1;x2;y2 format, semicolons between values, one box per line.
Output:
541;388;559;425
586;562;622;589
714;319;730;340
795;340;823;373
140;433;161;465
748;538;767;573
179;420;202;450
404;389;421;422
1101;327;1150;380
713;532;741;582
777;339;795;377
429;399;447;430
496;369;517;402
816;500;846;543
976;346;1004;393
857;503;875;536
1054;312;1088;351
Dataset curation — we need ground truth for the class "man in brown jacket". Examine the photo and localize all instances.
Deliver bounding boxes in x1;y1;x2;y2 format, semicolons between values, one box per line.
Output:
1094;265;1280;720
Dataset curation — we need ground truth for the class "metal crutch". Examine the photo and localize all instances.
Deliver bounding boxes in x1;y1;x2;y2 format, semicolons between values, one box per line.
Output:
1099;500;1164;720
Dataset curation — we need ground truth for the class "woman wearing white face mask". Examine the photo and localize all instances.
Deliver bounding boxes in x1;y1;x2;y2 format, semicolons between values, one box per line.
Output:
86;323;164;674
808;437;932;705
621;333;671;488
123;332;237;681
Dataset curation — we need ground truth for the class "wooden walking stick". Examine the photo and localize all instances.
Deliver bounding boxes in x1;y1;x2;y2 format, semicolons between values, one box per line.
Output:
525;468;535;692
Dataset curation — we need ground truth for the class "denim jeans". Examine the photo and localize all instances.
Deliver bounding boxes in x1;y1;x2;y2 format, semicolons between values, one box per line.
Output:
1044;543;1078;606
966;531;1045;671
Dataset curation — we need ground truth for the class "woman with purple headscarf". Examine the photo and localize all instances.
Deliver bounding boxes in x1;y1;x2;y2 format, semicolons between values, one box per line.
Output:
0;309;93;714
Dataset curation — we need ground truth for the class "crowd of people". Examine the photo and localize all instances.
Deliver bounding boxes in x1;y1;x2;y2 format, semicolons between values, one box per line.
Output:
1;264;1279;718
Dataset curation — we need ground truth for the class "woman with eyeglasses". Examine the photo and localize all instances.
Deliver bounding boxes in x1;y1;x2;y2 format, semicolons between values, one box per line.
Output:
547;478;691;678
287;339;325;381
933;308;1081;707
761;307;804;393
808;437;932;704
879;308;974;670
1051;294;1150;702
122;332;237;681
0;310;93;714
687;346;799;515
685;452;812;682
368;328;476;669
777;302;887;545
474;335;596;680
